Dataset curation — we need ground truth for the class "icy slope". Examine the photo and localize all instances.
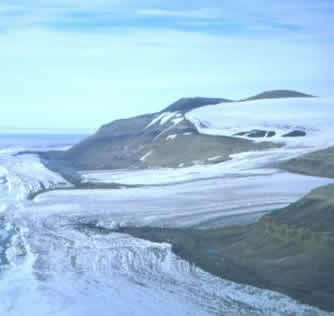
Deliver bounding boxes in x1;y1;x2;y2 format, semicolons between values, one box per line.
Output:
187;97;334;159
0;153;70;214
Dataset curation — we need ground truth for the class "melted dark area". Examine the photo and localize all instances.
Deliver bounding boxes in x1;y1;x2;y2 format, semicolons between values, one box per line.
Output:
235;130;276;138
282;130;306;137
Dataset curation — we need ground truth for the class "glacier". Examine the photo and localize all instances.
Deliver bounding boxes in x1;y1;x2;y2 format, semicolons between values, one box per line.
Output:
0;127;333;315
186;97;334;160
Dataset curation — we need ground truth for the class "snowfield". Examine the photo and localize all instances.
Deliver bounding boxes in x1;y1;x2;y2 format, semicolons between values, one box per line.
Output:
187;97;334;157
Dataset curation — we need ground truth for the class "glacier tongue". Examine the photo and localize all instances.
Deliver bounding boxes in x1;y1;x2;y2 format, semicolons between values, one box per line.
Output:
0;153;71;214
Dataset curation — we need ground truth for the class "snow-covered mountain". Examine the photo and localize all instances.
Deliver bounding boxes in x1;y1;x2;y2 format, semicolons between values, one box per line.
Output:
51;91;334;172
187;96;334;156
7;91;334;314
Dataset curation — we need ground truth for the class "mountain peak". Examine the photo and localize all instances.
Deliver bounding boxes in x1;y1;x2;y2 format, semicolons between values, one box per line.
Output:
242;90;315;102
162;97;232;113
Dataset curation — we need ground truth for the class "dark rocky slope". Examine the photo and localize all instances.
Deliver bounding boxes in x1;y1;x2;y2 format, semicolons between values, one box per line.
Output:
114;185;334;311
59;95;282;170
281;146;334;178
40;90;312;170
242;90;314;101
162;97;231;113
63;116;277;170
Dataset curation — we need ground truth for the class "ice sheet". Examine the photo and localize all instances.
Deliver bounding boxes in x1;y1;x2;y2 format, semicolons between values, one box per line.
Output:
186;97;334;159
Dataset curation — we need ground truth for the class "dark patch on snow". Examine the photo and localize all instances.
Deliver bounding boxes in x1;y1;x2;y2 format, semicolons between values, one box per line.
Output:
235;130;276;138
283;130;306;137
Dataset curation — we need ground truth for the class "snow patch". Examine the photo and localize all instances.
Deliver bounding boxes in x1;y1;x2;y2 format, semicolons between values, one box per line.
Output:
208;156;222;161
166;134;177;141
145;112;182;129
140;151;153;161
187;97;334;161
170;117;184;126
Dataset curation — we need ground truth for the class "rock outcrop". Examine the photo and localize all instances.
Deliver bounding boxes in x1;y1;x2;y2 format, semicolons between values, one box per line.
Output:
281;146;334;178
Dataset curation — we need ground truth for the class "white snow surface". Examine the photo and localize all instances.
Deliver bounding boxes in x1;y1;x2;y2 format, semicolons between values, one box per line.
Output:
140;150;152;161
145;112;183;129
166;134;177;141
80;145;322;186
208;156;222;161
187;97;334;160
0;153;70;214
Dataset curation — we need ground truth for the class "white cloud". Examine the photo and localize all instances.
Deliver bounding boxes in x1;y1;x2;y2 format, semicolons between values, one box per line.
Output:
0;1;333;129
137;8;221;19
0;27;332;129
0;1;333;41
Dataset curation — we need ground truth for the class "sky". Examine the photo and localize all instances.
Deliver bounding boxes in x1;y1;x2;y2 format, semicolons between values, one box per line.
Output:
0;0;333;129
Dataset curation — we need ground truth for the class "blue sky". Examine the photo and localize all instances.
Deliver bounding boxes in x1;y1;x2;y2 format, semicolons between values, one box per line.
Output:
0;0;333;129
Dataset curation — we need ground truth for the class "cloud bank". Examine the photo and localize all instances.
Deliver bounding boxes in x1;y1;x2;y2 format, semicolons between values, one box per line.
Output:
0;1;333;128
